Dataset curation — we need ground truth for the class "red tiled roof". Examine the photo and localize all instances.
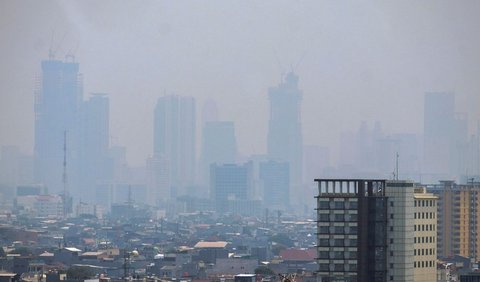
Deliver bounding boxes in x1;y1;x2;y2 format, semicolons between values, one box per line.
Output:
280;248;316;261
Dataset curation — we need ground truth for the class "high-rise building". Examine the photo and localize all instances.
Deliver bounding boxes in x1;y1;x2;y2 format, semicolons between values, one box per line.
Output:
316;179;433;282
428;181;480;262
315;179;388;282
211;163;254;214
423;92;455;179
384;180;415;282
259;160;289;211
267;72;303;185
78;93;110;202
153;95;195;198
413;186;437;282
200;121;237;185
34;56;82;195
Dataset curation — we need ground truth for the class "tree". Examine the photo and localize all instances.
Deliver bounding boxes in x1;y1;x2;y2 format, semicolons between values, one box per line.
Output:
67;266;95;279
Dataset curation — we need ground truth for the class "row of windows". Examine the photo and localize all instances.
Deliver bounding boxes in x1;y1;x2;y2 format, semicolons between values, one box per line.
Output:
414;199;436;207
318;251;357;259
318;213;358;222
414;224;436;232
318;200;358;210
414;260;435;268
318;238;357;247
318;263;357;272
414;236;435;243
414;212;436;219
318;226;358;234
414;248;435;256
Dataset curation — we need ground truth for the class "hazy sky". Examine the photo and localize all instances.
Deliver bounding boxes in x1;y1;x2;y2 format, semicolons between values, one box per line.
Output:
1;1;480;166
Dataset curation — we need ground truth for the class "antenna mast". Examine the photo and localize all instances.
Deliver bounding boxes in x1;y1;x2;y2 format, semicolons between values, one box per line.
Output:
395;152;399;181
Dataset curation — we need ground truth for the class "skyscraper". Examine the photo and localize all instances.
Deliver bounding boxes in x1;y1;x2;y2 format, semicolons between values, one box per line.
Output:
315;179;387;282
316;179;433;282
78;93;110;202
34;56;82;195
211;162;254;214
423;92;455;179
153;95;195;198
267;72;303;185
200;121;237;185
259;160;289;211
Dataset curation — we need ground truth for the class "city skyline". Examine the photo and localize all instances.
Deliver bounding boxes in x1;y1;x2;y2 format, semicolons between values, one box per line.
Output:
1;1;480;167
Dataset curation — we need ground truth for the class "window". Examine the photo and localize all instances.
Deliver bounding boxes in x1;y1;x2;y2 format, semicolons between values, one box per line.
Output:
334;201;345;209
390;214;394;219
390;263;394;269
319;214;329;221
333;239;344;246
319;201;329;209
319;263;329;271
318;251;329;259
390;201;394;207
319;239;329;247
319;226;329;234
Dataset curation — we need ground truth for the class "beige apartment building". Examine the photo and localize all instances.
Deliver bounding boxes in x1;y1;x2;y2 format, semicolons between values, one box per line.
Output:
413;187;437;282
429;181;480;262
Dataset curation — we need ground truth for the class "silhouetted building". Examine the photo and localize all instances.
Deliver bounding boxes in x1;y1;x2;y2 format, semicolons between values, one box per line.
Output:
423;92;470;181
211;163;253;213
78;93;111;202
34;56;82;195
153;95;195;199
267;72;303;185
200;121;237;185
259;160;289;210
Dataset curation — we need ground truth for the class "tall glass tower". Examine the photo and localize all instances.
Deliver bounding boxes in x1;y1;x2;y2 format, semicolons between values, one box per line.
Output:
34;56;82;195
267;72;303;185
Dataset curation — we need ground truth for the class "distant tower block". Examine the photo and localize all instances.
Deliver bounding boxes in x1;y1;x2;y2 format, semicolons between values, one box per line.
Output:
267;72;303;185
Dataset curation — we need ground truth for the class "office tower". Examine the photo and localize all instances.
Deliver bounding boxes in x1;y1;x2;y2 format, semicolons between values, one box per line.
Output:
259;160;289;211
423;92;455;179
384;180;415;282
200;121;237;185
315;179;388;282
267;72;303;185
211;163;254;214
34;56;82;194
78;93;110;202
315;179;431;282
428;181;480;262
413;186;437;282
153;95;195;198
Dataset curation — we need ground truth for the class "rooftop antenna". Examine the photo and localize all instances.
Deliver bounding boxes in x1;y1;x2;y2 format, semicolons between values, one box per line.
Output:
395;152;399;180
